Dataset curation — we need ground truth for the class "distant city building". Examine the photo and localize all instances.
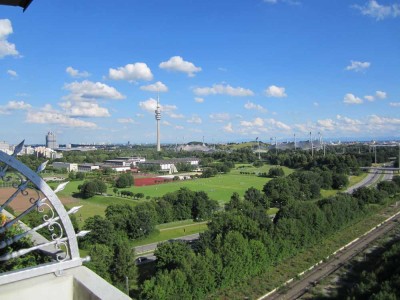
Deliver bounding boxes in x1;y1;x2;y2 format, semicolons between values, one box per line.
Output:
103;157;145;167
77;164;100;173
45;132;58;149
177;143;214;152
52;162;78;172
139;157;200;173
0;141;11;155
34;147;62;159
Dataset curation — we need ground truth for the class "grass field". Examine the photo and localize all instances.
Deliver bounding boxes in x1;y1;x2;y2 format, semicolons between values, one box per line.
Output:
132;222;209;248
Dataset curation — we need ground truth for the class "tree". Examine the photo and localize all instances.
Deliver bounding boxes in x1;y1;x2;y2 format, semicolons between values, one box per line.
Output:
79;179;107;198
268;167;284;178
155;240;193;271
115;172;134;188
111;236;138;292
201;167;217;178
86;243;113;282
244;187;269;209
332;173;349;189
82;215;116;246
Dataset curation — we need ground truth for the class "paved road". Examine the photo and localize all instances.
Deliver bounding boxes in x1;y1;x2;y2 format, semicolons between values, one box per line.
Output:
134;233;200;255
345;170;381;194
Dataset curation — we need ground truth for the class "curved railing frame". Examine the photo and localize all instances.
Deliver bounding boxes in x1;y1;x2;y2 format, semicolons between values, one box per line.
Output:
0;144;87;285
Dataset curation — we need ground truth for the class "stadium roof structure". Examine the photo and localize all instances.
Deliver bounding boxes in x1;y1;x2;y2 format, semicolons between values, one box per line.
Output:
0;0;33;11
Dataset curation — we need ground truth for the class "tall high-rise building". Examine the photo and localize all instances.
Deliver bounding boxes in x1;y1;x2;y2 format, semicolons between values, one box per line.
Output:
46;132;58;149
155;95;161;151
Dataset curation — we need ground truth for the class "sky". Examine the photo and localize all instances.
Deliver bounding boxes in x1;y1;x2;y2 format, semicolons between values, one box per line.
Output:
0;0;399;145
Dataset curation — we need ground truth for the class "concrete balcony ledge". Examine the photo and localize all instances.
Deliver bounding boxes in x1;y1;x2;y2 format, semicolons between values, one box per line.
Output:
0;266;131;300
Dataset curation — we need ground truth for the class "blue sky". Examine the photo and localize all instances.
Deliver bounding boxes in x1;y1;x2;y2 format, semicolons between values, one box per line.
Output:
0;0;399;145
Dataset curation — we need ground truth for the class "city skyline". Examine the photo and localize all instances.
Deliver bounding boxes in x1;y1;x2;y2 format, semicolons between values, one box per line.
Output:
1;1;400;144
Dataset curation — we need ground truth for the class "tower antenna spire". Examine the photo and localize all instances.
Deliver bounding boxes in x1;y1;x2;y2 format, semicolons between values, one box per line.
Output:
155;89;161;151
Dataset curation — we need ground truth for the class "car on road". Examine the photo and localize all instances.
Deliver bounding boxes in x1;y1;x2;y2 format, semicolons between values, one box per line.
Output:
135;257;149;264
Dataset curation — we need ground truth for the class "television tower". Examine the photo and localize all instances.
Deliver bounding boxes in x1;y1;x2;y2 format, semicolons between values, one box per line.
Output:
155;94;161;151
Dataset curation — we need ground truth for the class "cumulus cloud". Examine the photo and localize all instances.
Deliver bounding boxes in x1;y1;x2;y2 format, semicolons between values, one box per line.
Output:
265;118;291;131
175;125;184;130
117;118;136;124
265;85;287;98
64;80;125;101
26;106;97;128
346;60;371;72
187;115;202;124
317;119;335;131
194;84;254;97
159;56;201;77
375;90;387;99
223;122;234;133
364;90;387;102
59;101;110;117
0;100;31;114
162;121;172;126
353;0;400;20
109;62;153;81
240;117;264;127
139;98;179;117
343;93;363;104
263;0;301;4
194;97;204;103
389;102;400;107
209;113;230;123
0;19;19;59
66;66;90;78
7;69;17;77
140;81;168;92
244;101;267;112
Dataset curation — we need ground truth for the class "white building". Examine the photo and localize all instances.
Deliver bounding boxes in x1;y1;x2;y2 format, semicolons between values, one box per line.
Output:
78;164;100;173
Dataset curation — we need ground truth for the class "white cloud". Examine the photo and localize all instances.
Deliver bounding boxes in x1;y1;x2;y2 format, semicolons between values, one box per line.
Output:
187;115;202;124
265;85;287;98
346;60;371;72
139;98;158;113
194;84;254;97
64;80;125;101
7;69;17;77
313;102;319;107
263;0;301;4
375;90;387;99
59;101;110;117
0;19;19;59
240;117;264;127
223;122;234;133
389;102;400;107
117;118;136;124
209;113;230;123
162;121;172;126
0;100;31;114
244;101;267;112
66;66;90;78
343;93;363;104
168;113;185;119
353;0;400;20
139;98;178;116
140;81;168;92
317;119;335;131
26;106;97;128
159;56;201;77
364;95;375;101
364;90;386;102
265;118;291;130
109;62;153;81
194;97;204;103
175;125;184;130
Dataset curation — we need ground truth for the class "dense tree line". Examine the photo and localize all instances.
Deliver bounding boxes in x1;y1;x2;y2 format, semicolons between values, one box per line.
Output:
263;170;348;208
139;177;400;299
78;179;107;198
